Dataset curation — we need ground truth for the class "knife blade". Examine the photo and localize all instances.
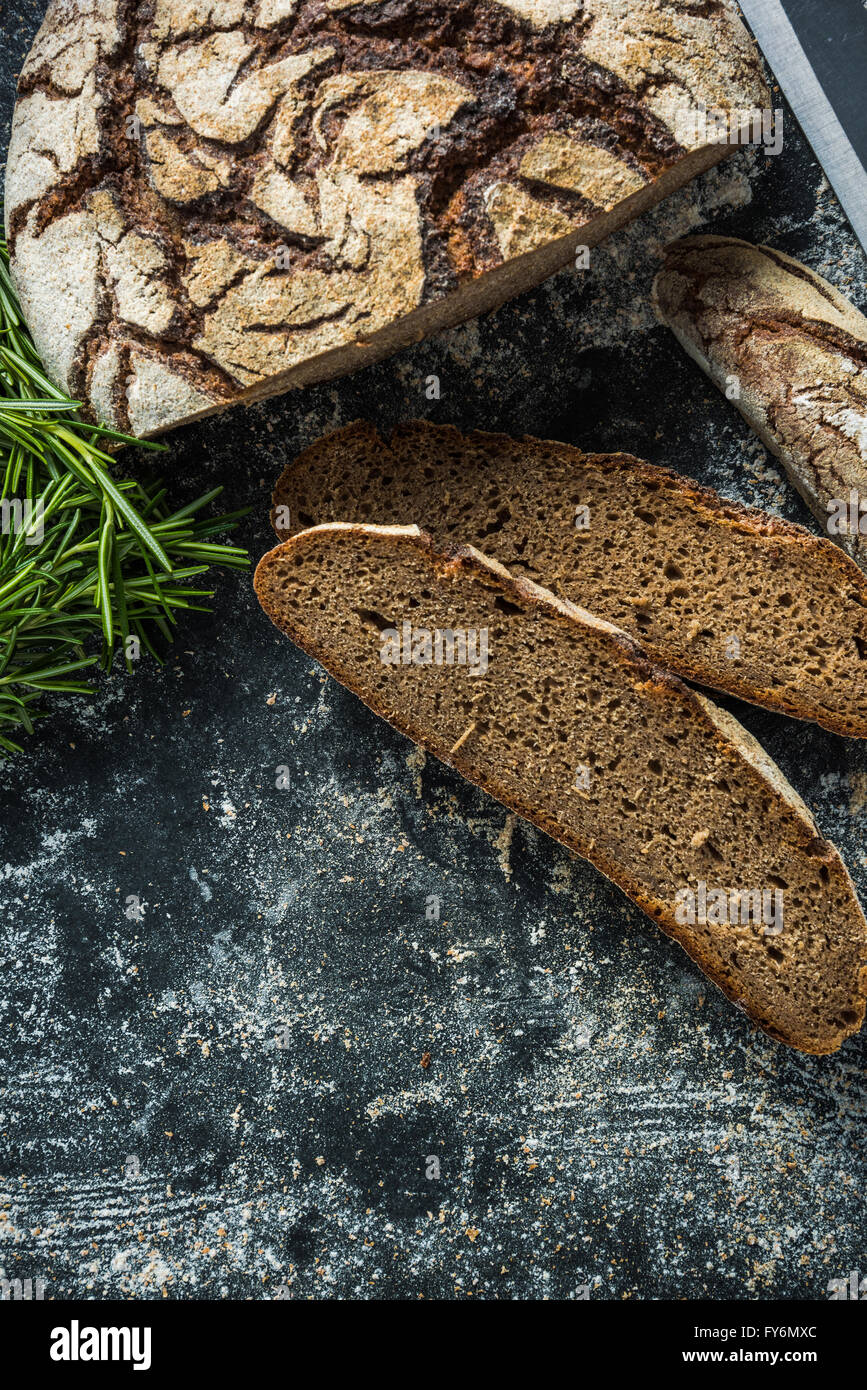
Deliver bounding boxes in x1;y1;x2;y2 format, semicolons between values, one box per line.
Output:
737;0;867;257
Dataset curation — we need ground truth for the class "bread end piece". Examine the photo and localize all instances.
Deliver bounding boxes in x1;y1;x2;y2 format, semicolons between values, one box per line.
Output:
652;235;867;570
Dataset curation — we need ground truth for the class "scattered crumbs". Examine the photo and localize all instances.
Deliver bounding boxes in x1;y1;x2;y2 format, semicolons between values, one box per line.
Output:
494;813;517;881
405;745;426;799
848;771;867;817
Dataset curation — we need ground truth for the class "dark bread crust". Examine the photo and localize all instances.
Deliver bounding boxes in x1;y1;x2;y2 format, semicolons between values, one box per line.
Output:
6;1;767;436
254;521;867;1054
270;419;867;736
653;235;867;569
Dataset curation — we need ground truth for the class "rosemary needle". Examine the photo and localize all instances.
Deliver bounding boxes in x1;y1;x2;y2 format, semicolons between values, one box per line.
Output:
0;238;249;754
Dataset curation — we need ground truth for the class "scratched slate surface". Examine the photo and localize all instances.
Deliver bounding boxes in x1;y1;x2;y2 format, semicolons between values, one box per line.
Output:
1;3;866;1302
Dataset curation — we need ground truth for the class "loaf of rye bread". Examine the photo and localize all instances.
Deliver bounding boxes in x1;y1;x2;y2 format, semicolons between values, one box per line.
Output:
5;0;766;436
269;420;867;737
255;522;867;1053
653;236;867;569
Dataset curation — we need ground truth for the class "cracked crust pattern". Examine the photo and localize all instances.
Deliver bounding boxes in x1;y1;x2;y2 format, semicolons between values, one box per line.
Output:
653;236;867;569
6;0;766;436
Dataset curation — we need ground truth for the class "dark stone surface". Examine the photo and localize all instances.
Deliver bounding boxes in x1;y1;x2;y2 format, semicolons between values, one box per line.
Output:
1;3;865;1300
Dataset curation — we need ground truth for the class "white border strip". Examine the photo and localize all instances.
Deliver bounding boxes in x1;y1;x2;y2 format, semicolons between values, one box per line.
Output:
738;0;867;255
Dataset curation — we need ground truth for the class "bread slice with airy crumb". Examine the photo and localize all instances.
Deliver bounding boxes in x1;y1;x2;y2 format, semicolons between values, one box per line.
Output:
270;420;867;738
255;521;867;1053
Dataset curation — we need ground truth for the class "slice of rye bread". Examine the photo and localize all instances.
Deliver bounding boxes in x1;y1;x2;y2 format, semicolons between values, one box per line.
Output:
652;236;867;569
254;522;867;1053
4;1;767;437
269;420;867;738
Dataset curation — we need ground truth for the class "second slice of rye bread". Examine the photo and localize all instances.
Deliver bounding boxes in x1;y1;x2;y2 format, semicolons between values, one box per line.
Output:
255;523;867;1053
271;422;867;737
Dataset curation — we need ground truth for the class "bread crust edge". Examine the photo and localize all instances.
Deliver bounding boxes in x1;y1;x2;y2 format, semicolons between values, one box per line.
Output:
269;420;867;738
254;520;867;1055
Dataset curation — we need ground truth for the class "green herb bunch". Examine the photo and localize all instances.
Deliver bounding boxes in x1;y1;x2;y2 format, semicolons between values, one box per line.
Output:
0;239;248;753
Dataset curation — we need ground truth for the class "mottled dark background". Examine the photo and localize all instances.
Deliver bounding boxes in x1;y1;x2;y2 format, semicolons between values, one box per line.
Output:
1;2;865;1301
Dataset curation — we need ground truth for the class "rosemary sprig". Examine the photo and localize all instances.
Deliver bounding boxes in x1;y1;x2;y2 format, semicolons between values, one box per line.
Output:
0;239;249;753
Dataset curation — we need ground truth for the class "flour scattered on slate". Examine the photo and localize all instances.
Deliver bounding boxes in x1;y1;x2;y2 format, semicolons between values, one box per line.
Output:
1;17;865;1299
